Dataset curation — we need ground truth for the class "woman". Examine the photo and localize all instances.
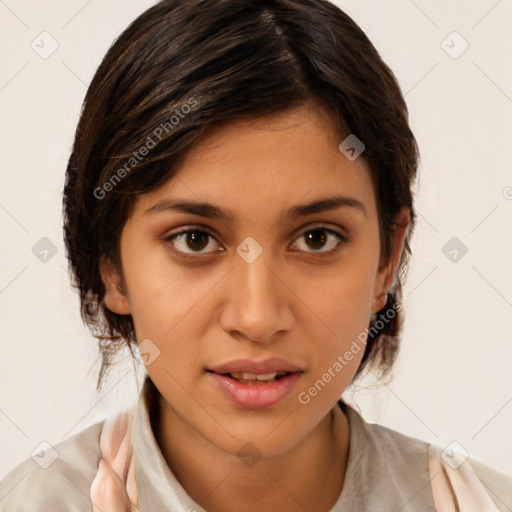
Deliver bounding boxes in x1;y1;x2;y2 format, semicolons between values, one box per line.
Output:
0;0;510;510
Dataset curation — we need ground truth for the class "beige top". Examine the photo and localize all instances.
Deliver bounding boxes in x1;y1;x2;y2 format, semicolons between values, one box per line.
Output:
1;375;511;511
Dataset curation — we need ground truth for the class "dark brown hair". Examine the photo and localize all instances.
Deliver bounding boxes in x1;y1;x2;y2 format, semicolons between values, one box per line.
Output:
63;0;419;392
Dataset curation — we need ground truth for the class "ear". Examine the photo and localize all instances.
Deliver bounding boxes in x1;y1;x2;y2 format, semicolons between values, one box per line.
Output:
99;256;132;315
371;207;411;313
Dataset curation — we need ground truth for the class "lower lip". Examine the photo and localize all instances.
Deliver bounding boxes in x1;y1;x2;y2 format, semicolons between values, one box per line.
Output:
207;371;302;409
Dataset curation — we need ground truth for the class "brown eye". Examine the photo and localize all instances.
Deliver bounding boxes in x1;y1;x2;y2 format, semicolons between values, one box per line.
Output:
304;229;329;251
292;226;347;254
162;224;347;260
164;228;221;256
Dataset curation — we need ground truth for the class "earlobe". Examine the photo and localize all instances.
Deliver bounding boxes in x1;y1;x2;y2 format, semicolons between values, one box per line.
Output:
99;256;131;315
371;207;411;313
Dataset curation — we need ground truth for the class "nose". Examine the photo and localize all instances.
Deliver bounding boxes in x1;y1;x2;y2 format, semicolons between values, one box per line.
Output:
219;246;294;345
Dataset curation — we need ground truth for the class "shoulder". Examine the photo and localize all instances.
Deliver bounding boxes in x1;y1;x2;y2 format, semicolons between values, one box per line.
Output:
346;407;512;512
0;419;105;512
341;405;435;509
346;406;431;462
467;457;512;511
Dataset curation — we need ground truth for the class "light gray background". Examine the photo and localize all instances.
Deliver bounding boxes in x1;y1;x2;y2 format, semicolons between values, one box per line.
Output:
1;0;511;480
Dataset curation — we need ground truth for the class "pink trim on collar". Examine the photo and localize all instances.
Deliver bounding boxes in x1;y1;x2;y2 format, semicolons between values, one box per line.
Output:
90;409;139;511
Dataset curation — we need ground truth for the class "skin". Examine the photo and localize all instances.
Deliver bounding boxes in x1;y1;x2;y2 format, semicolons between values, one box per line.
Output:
100;100;410;512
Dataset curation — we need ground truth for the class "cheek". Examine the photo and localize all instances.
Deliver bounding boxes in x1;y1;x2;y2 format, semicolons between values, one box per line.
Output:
296;250;376;336
312;294;369;381
295;257;375;387
121;245;219;376
296;303;368;412
121;232;193;331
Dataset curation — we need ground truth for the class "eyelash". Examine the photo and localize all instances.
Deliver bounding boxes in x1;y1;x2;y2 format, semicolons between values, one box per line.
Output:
162;224;348;261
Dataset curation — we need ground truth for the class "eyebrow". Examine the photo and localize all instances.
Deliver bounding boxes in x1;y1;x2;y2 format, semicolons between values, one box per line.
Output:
144;194;367;221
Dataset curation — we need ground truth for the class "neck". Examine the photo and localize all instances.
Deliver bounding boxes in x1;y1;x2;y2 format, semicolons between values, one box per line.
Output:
152;394;350;512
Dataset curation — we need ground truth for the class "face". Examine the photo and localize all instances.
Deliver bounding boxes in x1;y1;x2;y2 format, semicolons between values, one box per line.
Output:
101;101;409;458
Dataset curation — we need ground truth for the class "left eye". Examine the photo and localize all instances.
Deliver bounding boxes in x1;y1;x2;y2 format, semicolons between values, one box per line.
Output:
163;226;347;257
291;227;347;254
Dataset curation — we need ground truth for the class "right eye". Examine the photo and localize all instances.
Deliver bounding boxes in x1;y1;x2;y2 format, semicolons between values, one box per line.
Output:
163;227;223;258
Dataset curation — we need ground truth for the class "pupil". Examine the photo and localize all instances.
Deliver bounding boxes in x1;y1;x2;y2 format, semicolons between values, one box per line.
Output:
187;231;209;251
306;229;326;250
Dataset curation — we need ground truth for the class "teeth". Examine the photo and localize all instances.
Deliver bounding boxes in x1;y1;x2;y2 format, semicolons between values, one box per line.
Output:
256;372;278;381
230;371;278;381
229;372;292;382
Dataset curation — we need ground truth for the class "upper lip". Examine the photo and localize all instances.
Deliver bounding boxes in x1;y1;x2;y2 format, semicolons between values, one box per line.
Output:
208;358;303;375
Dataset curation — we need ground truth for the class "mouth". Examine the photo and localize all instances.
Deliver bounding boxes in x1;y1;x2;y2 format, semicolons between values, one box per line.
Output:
207;357;303;376
207;370;293;385
206;358;304;409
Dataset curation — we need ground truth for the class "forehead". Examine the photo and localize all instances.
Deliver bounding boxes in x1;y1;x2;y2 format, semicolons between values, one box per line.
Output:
132;103;376;224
